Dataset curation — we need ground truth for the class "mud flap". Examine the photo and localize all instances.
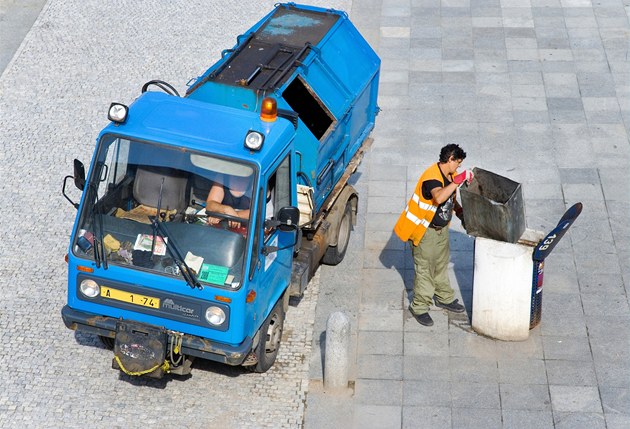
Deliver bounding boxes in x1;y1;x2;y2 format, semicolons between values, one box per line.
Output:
112;320;169;379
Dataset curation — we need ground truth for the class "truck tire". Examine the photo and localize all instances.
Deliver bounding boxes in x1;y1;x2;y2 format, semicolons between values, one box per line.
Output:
322;201;353;266
251;299;285;373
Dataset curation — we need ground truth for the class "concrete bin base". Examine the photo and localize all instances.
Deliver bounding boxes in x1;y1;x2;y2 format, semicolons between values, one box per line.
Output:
472;229;544;341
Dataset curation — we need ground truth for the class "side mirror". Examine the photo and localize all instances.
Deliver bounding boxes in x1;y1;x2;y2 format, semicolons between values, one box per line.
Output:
63;159;85;209
73;159;86;191
261;206;301;256
277;206;300;232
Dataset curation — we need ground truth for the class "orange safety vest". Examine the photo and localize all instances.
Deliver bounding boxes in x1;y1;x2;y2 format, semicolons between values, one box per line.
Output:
393;163;452;245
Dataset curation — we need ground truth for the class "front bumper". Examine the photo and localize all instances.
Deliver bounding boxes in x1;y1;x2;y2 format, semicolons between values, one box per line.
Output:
61;305;251;366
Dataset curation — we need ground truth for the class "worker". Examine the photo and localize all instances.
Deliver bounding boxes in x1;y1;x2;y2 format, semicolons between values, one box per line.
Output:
394;144;473;326
206;174;251;228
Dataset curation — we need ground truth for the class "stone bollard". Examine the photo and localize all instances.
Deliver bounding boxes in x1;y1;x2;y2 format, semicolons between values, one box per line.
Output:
324;311;350;391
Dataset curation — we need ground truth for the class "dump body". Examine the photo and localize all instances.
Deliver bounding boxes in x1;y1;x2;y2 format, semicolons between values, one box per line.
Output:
187;3;380;210
61;3;379;376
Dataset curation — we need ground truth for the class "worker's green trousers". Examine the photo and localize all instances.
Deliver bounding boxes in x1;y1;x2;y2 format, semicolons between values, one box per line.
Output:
409;227;455;315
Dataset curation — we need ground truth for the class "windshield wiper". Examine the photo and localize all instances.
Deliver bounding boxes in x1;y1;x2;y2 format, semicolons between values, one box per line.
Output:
151;176;200;289
96;204;108;270
151;178;165;257
150;216;201;290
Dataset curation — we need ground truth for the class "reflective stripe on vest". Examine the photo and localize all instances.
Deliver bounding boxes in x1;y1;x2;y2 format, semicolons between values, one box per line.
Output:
411;193;437;212
405;209;431;228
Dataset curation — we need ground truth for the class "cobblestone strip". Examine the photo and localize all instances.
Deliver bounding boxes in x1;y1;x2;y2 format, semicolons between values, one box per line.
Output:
0;0;340;427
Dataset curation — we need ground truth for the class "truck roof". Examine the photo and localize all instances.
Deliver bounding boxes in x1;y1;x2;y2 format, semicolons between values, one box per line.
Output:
100;92;295;170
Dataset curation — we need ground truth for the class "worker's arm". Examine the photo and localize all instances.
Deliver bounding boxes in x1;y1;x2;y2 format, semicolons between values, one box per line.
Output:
430;181;458;205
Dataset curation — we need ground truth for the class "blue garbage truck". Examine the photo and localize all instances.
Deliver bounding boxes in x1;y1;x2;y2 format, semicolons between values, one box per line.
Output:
61;3;380;377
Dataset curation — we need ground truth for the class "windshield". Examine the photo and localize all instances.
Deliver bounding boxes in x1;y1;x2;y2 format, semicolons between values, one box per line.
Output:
73;135;256;289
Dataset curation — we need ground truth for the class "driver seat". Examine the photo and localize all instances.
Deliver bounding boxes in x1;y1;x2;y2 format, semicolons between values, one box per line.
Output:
133;166;189;215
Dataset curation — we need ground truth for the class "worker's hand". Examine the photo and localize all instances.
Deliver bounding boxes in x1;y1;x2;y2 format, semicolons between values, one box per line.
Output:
453;170;474;185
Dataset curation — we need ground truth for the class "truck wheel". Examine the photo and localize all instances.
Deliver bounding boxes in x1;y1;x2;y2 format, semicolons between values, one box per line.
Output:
251;299;285;373
322;201;353;265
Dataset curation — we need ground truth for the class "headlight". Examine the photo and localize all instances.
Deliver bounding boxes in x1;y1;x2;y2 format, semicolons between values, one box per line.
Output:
244;131;264;151
79;279;100;298
205;306;226;326
108;102;128;123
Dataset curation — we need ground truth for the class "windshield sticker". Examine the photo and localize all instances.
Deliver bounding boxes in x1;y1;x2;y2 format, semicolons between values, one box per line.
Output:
184;252;204;275
133;234;168;256
198;264;229;285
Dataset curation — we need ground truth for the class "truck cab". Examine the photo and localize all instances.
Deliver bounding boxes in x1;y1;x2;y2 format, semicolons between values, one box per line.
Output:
62;3;379;376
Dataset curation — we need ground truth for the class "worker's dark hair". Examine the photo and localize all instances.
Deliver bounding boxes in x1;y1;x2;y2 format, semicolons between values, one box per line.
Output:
439;144;466;163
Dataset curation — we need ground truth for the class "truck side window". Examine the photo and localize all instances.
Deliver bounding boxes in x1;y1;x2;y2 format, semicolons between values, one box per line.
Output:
266;174;276;220
100;138;131;195
93;137;131;214
264;155;291;240
275;155;291;209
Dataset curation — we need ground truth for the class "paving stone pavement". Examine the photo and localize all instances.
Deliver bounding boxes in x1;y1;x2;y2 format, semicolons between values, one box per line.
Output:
2;0;630;428
0;0;47;73
306;0;630;428
0;1;349;428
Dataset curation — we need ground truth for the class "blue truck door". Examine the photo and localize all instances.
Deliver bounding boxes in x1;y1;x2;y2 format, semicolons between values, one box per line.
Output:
250;154;294;318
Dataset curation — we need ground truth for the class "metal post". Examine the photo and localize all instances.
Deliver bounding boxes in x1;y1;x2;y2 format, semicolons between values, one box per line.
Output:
324;311;350;391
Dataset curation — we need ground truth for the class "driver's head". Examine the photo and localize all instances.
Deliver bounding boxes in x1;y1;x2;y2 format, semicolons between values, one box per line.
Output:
227;174;251;197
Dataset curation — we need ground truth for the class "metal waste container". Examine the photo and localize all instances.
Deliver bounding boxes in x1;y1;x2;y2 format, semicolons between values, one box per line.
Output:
461;169;582;340
460;168;525;243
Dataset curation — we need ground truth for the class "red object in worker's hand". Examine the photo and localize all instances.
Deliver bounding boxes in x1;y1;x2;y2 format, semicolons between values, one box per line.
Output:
453;170;474;185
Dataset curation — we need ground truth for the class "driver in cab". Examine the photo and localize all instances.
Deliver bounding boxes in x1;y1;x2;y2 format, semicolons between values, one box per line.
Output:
206;174;251;228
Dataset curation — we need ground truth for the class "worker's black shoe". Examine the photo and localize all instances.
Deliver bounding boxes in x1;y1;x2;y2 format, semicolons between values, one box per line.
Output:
434;298;465;313
410;311;433;326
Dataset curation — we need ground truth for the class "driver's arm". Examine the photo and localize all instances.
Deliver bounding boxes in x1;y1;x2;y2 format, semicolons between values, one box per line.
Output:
206;185;232;224
206;184;249;225
206;184;228;213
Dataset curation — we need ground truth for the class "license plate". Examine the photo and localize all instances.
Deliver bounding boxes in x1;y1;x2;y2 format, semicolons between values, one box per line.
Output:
101;286;160;309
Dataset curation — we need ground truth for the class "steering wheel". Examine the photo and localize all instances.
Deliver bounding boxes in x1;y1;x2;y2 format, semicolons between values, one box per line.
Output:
205;211;250;234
